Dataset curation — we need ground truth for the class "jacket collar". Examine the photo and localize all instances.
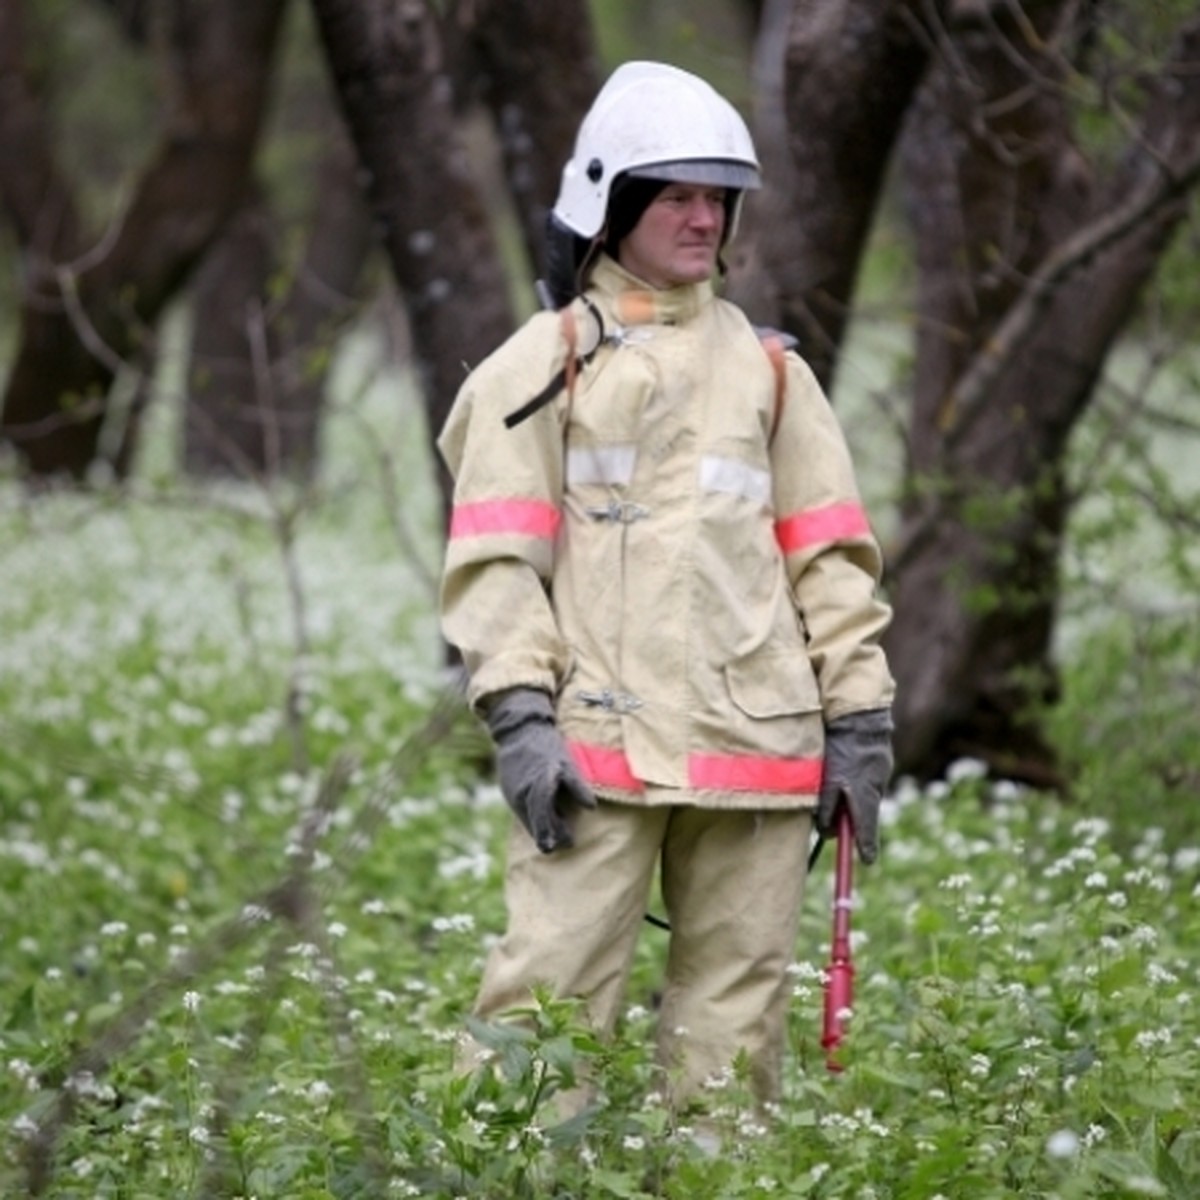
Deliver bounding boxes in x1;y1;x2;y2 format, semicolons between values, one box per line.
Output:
587;254;714;327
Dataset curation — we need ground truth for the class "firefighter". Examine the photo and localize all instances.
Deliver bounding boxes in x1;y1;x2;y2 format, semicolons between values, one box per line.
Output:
438;60;895;1120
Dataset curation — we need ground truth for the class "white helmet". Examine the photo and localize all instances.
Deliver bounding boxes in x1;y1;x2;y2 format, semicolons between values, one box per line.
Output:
552;61;761;240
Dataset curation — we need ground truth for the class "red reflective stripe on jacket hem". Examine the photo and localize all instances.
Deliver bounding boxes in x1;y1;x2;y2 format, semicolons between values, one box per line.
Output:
775;501;869;553
567;742;645;792
450;499;561;540
688;753;823;793
569;743;822;795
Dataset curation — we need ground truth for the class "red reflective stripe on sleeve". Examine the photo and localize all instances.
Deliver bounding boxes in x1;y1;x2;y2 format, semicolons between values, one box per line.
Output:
449;499;561;540
774;501;870;553
567;742;645;792
688;752;823;794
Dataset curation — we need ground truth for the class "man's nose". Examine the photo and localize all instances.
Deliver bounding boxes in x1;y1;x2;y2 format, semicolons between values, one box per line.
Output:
686;197;723;229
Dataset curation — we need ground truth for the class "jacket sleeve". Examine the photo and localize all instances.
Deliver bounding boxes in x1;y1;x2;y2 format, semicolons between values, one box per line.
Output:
769;352;895;721
437;318;572;712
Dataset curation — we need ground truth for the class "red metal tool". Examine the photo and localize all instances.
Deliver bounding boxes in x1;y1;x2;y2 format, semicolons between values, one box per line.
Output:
820;804;855;1072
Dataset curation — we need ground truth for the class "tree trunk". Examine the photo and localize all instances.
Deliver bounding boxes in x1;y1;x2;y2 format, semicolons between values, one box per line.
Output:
727;0;950;389
269;122;376;477
447;0;601;282
885;8;1200;783
722;0;801;330
729;1;1200;784
308;0;515;518
184;185;279;478
0;0;288;480
183;121;374;480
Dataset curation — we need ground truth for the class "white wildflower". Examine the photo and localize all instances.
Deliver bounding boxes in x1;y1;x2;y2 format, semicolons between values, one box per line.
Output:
787;960;826;981
1172;847;1200;871
1124;1175;1167;1196
1071;817;1110;842
703;1067;734;1092
11;1113;39;1140
430;913;475;934
1133;1028;1172;1052
947;757;988;783
1046;1129;1078;1159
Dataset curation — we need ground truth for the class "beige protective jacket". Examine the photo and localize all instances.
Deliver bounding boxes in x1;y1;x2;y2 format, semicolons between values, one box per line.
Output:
438;255;894;811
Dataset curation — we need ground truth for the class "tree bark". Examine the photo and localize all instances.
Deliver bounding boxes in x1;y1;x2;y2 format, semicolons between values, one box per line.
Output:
728;0;1200;784
885;7;1200;783
0;0;288;480
446;0;601;281
0;0;84;259
308;0;515;516
183;120;375;480
727;0;950;389
183;185;279;479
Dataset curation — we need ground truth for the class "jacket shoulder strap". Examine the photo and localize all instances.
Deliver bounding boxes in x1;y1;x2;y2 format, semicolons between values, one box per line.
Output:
754;326;797;445
504;302;594;430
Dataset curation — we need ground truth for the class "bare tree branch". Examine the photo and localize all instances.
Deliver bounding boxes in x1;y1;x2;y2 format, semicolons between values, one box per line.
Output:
0;0;289;478
939;146;1200;448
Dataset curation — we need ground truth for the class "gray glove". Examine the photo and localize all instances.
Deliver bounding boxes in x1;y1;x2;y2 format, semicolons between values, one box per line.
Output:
817;709;894;865
484;688;596;854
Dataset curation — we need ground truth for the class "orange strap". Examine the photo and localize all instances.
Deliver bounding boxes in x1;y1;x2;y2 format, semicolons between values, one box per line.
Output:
761;333;787;445
560;306;579;403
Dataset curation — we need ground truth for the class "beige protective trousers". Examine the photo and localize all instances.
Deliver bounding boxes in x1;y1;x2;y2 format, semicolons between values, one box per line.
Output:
473;800;813;1108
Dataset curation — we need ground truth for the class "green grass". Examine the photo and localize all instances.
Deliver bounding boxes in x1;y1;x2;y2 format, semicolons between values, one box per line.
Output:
2;334;1199;1197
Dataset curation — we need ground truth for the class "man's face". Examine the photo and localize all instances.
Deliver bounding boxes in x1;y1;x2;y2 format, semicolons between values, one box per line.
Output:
616;183;728;289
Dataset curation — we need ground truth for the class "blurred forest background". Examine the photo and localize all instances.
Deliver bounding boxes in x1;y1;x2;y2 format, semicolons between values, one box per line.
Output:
1;0;1198;820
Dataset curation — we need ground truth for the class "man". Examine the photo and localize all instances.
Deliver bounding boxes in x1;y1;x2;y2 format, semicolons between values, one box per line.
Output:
437;61;894;1120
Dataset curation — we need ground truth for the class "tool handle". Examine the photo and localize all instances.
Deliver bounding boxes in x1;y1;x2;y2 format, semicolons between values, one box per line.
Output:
831;804;854;954
821;804;856;1071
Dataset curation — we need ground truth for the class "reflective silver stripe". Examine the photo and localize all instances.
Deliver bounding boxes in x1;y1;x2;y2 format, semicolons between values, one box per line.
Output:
699;455;771;505
566;443;638;486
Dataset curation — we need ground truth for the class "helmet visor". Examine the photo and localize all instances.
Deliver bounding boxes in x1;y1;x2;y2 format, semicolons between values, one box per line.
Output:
625;158;761;190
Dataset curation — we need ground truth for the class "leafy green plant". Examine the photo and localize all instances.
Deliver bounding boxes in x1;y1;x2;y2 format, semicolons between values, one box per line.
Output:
2;348;1198;1197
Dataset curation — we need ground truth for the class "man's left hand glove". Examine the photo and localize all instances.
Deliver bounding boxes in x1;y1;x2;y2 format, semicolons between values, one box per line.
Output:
817;709;894;865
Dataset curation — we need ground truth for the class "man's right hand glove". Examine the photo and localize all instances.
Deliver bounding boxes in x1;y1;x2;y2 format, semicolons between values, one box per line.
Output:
816;708;894;865
483;688;596;854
